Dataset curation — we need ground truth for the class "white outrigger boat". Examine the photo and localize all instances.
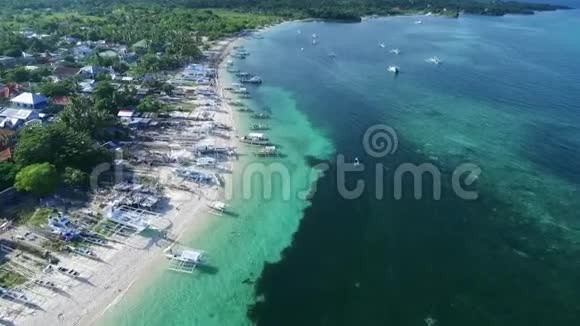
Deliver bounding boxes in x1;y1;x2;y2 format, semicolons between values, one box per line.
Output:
165;247;206;273
207;201;230;215
240;132;271;146
390;48;400;55
254;146;282;157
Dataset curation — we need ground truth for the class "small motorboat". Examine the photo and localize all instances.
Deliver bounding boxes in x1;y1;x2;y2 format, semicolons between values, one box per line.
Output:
387;65;400;74
426;56;442;65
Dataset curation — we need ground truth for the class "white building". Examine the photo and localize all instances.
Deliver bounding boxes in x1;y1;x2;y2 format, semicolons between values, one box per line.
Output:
10;92;48;110
0;108;39;129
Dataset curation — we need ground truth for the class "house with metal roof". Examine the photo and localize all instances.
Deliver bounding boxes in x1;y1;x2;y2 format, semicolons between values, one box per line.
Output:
0;107;40;129
9;92;48;110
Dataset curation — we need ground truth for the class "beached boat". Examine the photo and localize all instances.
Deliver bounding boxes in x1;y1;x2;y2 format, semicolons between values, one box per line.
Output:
55;265;81;278
71;246;98;259
228;100;244;106
207;201;230;215
0;287;30;303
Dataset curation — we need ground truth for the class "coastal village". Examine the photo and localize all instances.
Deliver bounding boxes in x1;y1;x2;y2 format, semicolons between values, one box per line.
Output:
0;20;273;325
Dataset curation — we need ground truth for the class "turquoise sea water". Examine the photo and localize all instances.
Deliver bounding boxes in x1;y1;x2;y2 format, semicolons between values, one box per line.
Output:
106;10;580;326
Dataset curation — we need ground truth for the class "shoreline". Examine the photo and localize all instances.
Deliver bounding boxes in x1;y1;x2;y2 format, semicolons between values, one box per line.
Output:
11;35;245;326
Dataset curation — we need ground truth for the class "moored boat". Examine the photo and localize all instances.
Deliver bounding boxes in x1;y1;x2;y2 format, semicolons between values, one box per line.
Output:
251;113;271;119
250;124;269;131
255;146;282;157
240;132;271;146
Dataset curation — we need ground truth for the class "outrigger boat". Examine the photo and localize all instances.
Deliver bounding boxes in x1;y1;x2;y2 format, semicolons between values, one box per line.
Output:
232;87;249;94
165;247;206;274
71;246;98;259
207;201;230;215
255;146;282;157
237;106;254;113
228;100;244;106
426;56;442;65
240;76;262;84
251;113;271;119
250;124;269;131
240;132;271;146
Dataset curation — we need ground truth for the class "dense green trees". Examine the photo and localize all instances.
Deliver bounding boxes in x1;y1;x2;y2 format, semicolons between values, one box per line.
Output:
8;95;120;194
0;28;52;59
14;123;108;171
0;162;18;190
137;96;166;112
1;66;50;83
14;163;59;196
58;97;122;140
39;80;78;98
62;167;89;188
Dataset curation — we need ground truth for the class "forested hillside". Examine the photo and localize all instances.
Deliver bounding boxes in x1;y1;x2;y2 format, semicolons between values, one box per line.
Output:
0;0;570;19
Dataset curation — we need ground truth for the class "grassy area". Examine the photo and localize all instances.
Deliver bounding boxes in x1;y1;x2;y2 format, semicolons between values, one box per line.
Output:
0;269;27;289
26;208;55;227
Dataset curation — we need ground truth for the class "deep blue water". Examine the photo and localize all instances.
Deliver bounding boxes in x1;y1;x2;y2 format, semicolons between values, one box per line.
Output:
234;10;580;326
